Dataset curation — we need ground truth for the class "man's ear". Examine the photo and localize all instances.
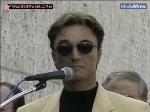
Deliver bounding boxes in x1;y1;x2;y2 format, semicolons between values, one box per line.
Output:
97;48;102;64
52;51;56;64
51;51;59;70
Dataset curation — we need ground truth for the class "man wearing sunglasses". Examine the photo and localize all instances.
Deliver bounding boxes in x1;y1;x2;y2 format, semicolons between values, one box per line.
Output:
17;13;150;112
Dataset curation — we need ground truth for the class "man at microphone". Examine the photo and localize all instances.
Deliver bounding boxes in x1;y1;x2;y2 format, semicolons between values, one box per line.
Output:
17;13;150;112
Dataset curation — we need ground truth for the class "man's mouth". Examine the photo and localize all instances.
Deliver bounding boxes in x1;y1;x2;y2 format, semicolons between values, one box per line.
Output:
69;65;84;68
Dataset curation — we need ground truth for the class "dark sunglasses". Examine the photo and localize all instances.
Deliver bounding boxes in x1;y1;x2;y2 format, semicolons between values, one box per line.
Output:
56;41;97;56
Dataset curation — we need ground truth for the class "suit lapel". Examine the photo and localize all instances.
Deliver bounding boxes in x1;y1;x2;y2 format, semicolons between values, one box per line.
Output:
41;89;63;112
92;84;115;112
41;84;115;112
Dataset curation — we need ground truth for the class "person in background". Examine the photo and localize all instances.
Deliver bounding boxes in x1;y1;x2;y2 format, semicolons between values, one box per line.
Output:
17;12;150;112
102;71;148;102
0;82;25;112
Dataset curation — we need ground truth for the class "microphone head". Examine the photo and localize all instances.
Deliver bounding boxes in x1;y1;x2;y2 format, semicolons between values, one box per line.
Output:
61;67;74;81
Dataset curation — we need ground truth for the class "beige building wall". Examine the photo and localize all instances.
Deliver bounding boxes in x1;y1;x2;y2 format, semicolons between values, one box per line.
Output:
1;1;150;103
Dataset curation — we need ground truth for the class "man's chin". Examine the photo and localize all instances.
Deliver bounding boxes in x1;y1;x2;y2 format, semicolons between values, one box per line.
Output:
64;74;87;82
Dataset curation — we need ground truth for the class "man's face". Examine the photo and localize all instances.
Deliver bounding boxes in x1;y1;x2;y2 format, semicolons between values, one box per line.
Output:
0;86;14;112
105;79;141;101
52;25;101;82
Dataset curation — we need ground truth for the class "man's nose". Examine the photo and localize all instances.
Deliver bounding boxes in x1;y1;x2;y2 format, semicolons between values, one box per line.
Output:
70;47;81;61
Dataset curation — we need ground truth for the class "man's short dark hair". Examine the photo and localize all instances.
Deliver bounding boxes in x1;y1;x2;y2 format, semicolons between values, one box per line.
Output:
48;12;104;51
0;82;25;112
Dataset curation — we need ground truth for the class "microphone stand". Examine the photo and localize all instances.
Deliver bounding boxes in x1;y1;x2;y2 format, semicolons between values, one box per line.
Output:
0;81;46;109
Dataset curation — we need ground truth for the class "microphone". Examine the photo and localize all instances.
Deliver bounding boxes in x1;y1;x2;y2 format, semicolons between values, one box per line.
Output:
24;67;73;81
